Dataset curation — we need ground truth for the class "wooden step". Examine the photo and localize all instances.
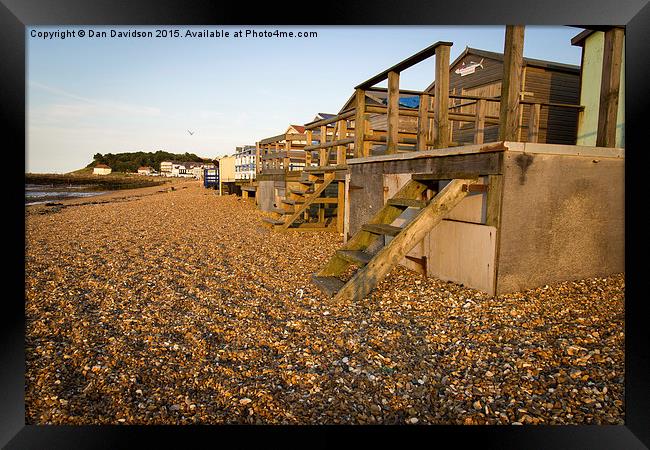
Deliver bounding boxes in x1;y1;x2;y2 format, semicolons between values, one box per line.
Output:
362;223;402;236
282;199;305;205
298;180;315;186
262;217;284;226
270;207;292;215
336;250;372;266
387;198;427;208
290;188;313;196
312;275;345;297
279;172;338;232
315;178;476;302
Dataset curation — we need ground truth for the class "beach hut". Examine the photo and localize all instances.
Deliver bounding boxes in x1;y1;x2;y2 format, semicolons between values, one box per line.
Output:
218;154;237;195
571;27;625;147
306;27;623;301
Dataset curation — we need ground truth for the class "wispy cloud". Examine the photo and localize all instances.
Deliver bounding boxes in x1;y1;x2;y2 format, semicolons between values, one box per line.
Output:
29;81;161;117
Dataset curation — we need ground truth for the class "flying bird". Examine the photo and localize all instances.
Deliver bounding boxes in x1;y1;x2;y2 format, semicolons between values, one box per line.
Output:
187;130;195;136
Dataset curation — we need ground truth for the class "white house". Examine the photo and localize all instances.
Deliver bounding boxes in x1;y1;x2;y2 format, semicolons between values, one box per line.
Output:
93;164;112;175
234;145;256;181
160;161;175;176
137;166;154;175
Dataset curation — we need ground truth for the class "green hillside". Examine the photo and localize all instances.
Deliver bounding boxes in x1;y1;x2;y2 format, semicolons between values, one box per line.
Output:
87;151;213;173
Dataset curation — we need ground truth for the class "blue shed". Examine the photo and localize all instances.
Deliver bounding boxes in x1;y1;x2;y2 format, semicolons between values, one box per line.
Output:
203;168;219;188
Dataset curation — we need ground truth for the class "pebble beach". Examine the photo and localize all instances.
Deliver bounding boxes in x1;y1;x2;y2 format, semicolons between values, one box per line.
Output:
25;180;625;425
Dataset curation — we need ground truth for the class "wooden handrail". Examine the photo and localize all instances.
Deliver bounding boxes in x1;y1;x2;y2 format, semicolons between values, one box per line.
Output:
304;110;355;130
355;41;453;90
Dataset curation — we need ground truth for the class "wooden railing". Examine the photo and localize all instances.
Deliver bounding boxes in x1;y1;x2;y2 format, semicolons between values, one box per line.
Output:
259;38;584;174
296;90;583;169
256;133;309;175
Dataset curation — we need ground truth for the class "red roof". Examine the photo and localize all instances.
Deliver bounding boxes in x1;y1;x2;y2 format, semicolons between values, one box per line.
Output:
290;125;305;133
94;164;110;169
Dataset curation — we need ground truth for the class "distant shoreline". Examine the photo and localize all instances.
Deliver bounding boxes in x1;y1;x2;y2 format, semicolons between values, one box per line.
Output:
25;178;197;211
25;172;170;191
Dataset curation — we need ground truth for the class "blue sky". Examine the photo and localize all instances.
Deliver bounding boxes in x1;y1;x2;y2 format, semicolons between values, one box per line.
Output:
27;26;583;173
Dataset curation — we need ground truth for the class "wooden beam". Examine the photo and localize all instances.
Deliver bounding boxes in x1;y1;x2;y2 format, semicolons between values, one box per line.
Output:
336;119;348;165
434;43;452;148
596;27;624;148
527;103;541;143
337;180;345;234
387;71;400;154
304;137;355;152
474;99;486;144
486;173;504;228
319;125;328;166
305;130;312;166
498;25;525;141
354;89;366;158
417;93;430;150
304;110;355;130
283;140;290;170
363;118;372;157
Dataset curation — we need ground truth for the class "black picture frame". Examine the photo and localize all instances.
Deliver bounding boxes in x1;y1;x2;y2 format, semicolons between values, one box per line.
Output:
4;0;648;448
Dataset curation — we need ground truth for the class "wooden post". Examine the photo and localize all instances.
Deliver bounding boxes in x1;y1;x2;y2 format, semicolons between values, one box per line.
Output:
596;27;624;148
498;25;525;141
319;125;328;166
305;130;313;167
417;93;430;150
449;88;456;144
271;142;280;169
363;118;372;157
284;140;290;172
527;103;541;143
337;119;348;165
387;71;400;154
434;43;451;148
354;88;366;158
474;99;486;144
337;180;345;234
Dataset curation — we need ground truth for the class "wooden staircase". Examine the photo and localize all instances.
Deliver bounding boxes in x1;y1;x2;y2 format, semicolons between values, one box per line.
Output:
262;169;340;231
313;176;482;302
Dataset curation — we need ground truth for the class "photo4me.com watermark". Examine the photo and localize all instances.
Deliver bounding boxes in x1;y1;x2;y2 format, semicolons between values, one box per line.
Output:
29;28;319;40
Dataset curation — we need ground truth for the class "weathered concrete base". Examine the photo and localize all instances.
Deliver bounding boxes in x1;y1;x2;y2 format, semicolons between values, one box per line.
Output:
496;148;624;294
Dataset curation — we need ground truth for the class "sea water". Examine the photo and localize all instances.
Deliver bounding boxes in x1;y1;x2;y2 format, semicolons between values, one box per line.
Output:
25;184;107;205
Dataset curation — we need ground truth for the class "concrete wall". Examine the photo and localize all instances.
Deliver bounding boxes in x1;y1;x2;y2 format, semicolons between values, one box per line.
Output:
496;145;624;294
576;31;625;147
